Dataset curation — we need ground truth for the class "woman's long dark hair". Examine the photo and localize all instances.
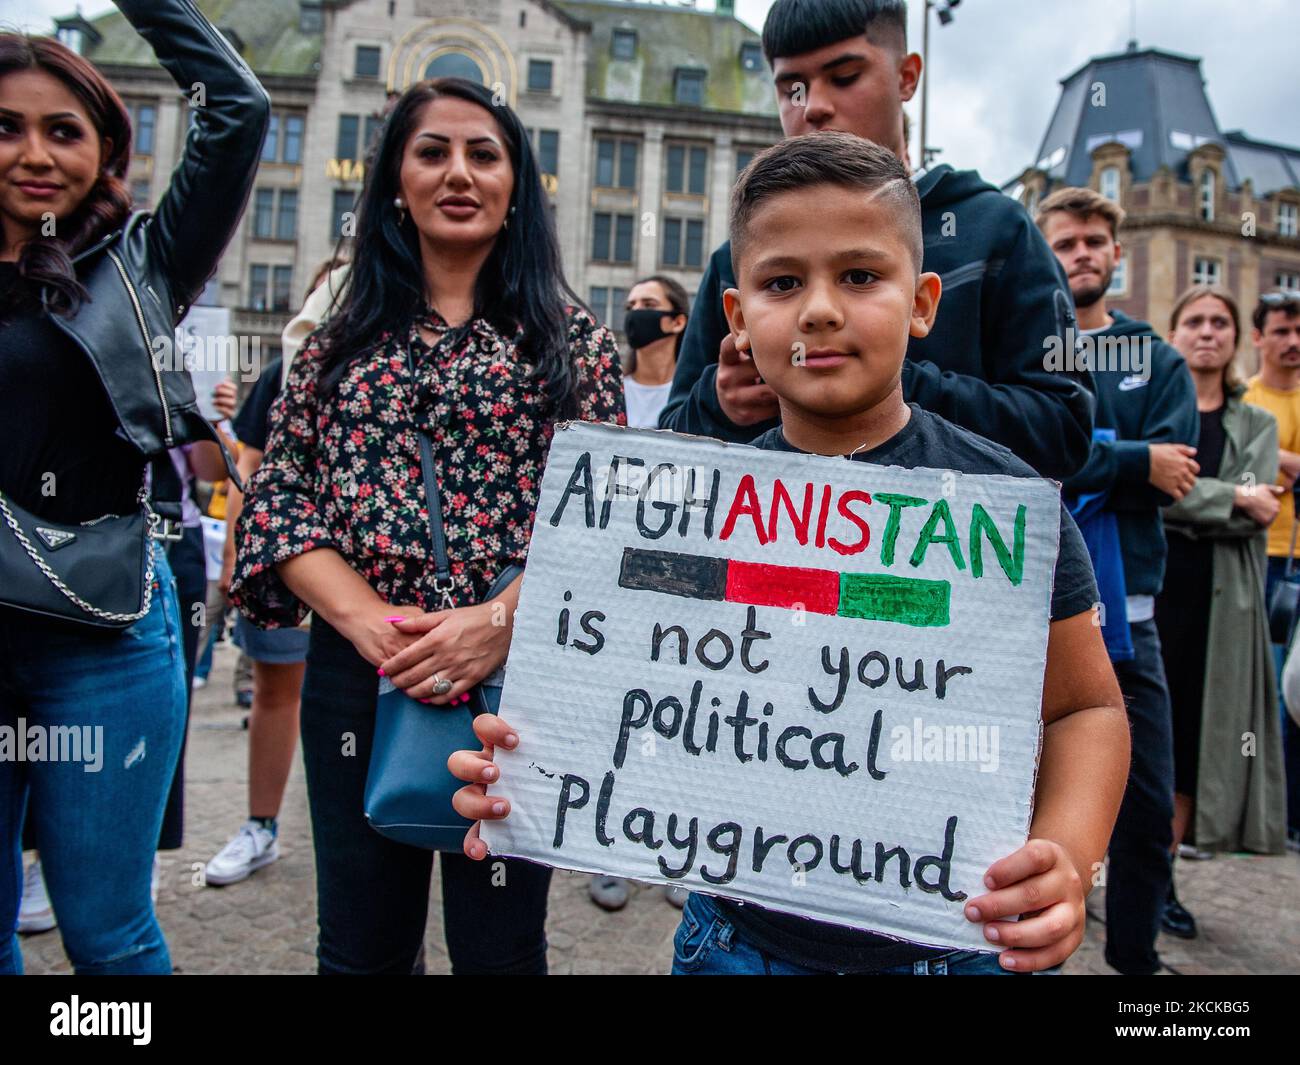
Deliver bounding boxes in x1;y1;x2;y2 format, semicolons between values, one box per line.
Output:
0;32;133;318
318;77;585;416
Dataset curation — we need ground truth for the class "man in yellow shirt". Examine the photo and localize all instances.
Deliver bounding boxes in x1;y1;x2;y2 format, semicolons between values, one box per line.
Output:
1243;289;1300;849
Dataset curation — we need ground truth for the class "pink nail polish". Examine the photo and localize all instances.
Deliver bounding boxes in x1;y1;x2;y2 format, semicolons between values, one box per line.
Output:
384;616;404;623
377;667;385;676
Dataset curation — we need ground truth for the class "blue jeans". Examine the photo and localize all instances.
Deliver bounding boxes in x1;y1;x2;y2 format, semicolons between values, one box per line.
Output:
0;544;187;975
671;893;1045;975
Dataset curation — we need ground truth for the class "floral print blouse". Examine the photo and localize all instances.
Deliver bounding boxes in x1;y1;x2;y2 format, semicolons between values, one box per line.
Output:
230;303;626;628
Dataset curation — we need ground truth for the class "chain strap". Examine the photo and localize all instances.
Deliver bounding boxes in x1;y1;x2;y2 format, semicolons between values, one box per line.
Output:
0;489;156;624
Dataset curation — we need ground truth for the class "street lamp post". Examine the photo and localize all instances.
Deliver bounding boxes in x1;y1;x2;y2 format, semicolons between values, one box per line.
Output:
919;0;961;169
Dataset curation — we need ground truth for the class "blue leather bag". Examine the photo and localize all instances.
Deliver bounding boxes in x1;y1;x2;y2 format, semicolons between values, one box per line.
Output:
364;569;519;851
363;343;521;850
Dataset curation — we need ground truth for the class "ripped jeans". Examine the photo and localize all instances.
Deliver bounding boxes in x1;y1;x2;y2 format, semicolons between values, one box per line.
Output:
0;544;187;974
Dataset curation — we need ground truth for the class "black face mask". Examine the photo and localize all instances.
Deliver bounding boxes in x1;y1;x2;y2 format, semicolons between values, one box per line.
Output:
623;307;677;351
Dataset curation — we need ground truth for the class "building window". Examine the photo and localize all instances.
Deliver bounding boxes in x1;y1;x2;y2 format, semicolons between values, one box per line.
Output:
591;212;634;262
332;189;356;239
1280;202;1298;239
666;144;708;195
249;264;269;311
299;2;323;34
426;52;483;83
130;178;151;207
674;68;706;106
740;43;763;72
662;217;705;268
283;114;304;164
132;103;156;156
276;190;298;241
1276;271;1300;292
252;189;275;238
589;286;630;329
56;27;85;54
528;59;553;93
364;114;384;157
337;114;360;161
272;266;293;312
1099;166;1120;203
736;149;755;177
594;137;638;189
262;113;279;163
1192;256;1221;286
612;28;637;60
1199;169;1216;222
1106;256;1128;296
355;45;381;79
536;130;559;176
264;112;305;164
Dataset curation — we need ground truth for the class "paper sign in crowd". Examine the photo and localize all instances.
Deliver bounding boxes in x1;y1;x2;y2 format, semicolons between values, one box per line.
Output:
481;422;1063;952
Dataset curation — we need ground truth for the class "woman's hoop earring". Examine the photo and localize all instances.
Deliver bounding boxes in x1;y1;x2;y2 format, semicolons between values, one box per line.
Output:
394;196;407;226
503;203;516;231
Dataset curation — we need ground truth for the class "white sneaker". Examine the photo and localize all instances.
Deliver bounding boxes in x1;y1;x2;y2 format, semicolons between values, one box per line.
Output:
204;821;279;886
18;858;56;934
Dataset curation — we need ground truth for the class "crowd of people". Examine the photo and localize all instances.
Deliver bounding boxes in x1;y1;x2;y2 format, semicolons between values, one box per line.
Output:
2;0;1297;977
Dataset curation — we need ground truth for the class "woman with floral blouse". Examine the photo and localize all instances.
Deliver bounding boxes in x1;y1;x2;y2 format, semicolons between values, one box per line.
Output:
230;77;625;975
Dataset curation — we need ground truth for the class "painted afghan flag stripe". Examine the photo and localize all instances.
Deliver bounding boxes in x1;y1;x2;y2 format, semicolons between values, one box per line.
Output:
725;560;839;615
617;547;951;627
838;573;951;627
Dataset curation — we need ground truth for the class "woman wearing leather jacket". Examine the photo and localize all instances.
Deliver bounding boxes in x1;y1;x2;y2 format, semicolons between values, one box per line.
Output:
0;0;268;974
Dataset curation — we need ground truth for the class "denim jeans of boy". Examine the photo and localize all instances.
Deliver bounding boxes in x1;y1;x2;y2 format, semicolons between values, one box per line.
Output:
670;893;1050;975
299;616;552;975
0;545;187;975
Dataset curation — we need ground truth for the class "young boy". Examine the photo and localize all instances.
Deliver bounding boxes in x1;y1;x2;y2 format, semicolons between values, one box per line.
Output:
450;133;1130;975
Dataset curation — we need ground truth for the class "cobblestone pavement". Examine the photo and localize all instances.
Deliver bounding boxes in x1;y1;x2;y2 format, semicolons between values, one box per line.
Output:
20;642;1300;975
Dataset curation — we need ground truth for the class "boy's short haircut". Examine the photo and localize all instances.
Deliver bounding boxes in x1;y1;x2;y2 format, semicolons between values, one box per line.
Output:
762;0;908;62
729;131;922;278
1035;186;1126;239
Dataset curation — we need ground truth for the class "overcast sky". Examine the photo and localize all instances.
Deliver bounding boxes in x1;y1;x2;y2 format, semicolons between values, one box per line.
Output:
6;0;1296;184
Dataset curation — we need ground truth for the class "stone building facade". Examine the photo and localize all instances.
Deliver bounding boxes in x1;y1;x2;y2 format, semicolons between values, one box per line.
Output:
56;0;782;365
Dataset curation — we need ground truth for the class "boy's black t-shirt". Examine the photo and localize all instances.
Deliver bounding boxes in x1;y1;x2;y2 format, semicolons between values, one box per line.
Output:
713;404;1098;974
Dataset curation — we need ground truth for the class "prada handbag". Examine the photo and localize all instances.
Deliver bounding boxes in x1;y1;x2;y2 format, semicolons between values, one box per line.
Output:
363;345;522;850
0;477;169;630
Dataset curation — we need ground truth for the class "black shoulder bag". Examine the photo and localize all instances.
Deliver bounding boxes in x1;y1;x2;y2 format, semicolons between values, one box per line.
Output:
0;456;185;629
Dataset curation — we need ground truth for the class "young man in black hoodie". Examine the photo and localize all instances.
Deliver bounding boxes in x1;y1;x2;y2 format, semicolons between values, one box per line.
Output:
1037;186;1199;975
657;0;1092;482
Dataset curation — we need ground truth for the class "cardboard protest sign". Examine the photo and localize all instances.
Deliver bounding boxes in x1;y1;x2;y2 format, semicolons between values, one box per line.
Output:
481;422;1063;952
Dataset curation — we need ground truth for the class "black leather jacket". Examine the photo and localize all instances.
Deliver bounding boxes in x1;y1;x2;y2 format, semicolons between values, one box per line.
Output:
44;0;269;481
